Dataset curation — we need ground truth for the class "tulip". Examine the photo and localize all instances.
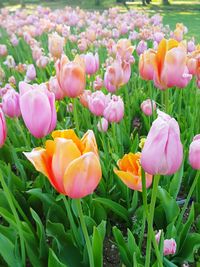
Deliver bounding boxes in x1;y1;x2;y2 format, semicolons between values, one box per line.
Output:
155;230;177;256
19;81;57;138
116;39;134;63
114;152;152;191
88;91;110;116
48;32;65;59
187;39;196;53
136;40;147;56
93;76;103;90
0;108;7;147
141;110;183;175
97;118;109;132
24;129;102;198
139;49;156;81
79;90;92;108
153;39;192;90
2;89;21;118
187;58;197;75
26;64;36;81
141;99;156;116
0;44;7;57
189;135;200;169
48;76;65;100
56;54;86;98
103;95;124;123
82;52;99;75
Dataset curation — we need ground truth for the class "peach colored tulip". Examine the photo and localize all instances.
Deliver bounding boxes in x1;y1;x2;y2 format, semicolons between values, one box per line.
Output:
139;49;156;81
0;108;7;147
48;32;65;59
79;90;92;108
114;152;152;191
153;39;192;90
116;39;134;63
24;129;102;198
56;54;86;98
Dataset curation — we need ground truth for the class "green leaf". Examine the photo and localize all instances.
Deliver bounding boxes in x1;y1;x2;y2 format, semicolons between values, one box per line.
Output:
163;257;178;267
0;232;22;267
92;222;106;267
157;187;180;224
48;248;66;267
93;197;129;222
169;163;184;199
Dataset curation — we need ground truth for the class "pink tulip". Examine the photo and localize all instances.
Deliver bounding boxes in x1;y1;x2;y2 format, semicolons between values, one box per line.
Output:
189;135;200;169
19;81;57;138
56;54;86;98
0;44;7;57
2;89;21;118
88;91;110;116
141;99;156;116
141;110;183;175
48;76;65;100
187;40;196;53
139;49;156;81
79;90;92;108
82;52;99;75
103;95;124;123
153;32;164;43
26;64;36;81
136;40;147;56
187;58;197;75
97;118;109;132
0;108;7;147
93;76;103;90
163;239;177;256
10;35;19;47
36;56;49;68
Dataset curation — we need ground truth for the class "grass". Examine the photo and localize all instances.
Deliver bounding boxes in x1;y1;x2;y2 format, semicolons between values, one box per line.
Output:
1;0;200;41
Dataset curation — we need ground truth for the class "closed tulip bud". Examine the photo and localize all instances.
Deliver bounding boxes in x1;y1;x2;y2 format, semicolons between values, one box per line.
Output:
0;44;7;57
163;239;176;256
141;110;183;175
93;76;103;90
19;81;57;138
48;32;65;59
0;108;7;147
187;58;197;75
136;40;147;56
8;76;16;85
189;135;200;169
141;99;156;116
139;49;156;81
2;89;21;118
56;54;86;98
10;35;19;47
88;91;110;116
36;56;49;68
114;152;152;191
97;118;109;132
79;90;92;108
82;52;99;75
187;40;196;53
24;129;102;198
48;76;65;100
26;64;36;81
103;95;124;123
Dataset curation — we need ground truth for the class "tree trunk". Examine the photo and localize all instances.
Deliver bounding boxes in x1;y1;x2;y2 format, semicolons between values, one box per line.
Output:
163;0;169;5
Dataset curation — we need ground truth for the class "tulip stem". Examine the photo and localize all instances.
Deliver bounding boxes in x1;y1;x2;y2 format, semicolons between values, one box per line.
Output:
0;171;26;267
76;199;94;267
15;118;29;148
72;98;80;133
176;170;200;231
145;174;162;267
62;196;81;248
165;90;169;114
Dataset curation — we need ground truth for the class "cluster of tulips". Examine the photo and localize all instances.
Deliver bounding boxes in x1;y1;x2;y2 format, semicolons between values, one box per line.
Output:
0;4;200;267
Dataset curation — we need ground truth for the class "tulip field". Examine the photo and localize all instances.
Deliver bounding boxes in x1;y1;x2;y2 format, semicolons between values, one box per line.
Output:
0;4;200;267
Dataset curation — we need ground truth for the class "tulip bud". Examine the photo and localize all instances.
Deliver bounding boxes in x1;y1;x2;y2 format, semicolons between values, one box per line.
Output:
2;89;21;118
88;91;110;116
103;95;124;123
82;52;99;75
97;118;109;132
26;64;36;81
189;135;200;169
141;99;156;116
141;110;183;175
0;108;7;147
48;32;65;59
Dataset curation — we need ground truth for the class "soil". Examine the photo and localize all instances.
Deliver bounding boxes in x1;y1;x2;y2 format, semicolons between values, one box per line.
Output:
103;237;120;267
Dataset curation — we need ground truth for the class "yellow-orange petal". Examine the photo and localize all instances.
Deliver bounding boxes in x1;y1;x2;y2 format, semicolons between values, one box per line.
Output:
167;39;179;51
52;138;81;193
63;152;102;198
52;129;84;152
156;38;167;80
114;168;142;191
81;130;98;156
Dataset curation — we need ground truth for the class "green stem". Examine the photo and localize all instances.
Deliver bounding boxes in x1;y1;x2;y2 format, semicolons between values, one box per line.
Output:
165;90;169;114
176;171;200;230
15;118;29;148
72;98;80;133
145;174;161;267
75;199;94;267
0;171;26;266
62;196;81;248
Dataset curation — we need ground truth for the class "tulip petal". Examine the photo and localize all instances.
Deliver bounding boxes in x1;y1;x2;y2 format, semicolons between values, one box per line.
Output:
81;130;98;156
63;152;102;198
52;138;81;193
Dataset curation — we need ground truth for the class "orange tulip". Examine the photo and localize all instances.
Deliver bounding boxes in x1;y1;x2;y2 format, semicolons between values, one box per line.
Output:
24;129;102;198
114;152;152;191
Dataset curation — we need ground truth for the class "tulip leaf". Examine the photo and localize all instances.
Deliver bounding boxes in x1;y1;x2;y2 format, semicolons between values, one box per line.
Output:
92;221;106;267
157;187;180;224
169;163;184;199
48;248;66;267
93;197;129;222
